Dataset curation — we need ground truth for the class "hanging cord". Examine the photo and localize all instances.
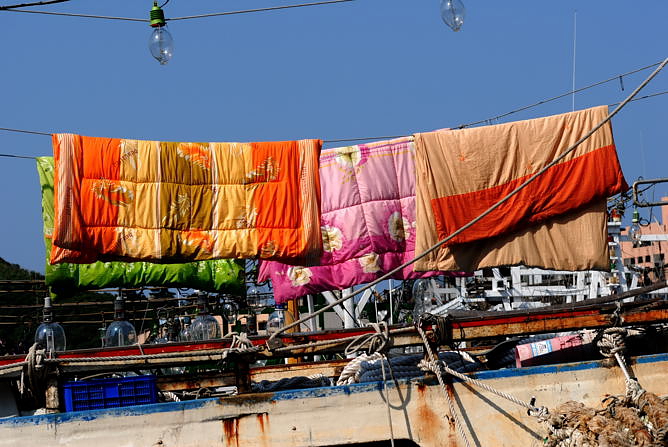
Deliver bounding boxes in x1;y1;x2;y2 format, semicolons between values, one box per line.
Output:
268;55;668;347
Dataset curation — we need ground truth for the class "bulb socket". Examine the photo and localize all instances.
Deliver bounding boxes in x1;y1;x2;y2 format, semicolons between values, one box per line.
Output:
150;3;166;27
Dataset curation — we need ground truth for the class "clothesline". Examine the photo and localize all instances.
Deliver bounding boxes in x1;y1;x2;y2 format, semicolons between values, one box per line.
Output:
0;87;666;158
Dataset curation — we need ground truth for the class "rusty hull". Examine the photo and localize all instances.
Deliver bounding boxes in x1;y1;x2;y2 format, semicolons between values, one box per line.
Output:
0;352;666;447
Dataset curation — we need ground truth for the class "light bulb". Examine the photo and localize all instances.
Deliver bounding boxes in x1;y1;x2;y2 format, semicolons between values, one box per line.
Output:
179;316;192;341
148;2;173;65
630;210;642;247
35;296;66;356
104;320;137;347
190;315;221;341
266;304;286;334
35;323;66;355
411;279;439;319
440;0;466;32
149;27;174;65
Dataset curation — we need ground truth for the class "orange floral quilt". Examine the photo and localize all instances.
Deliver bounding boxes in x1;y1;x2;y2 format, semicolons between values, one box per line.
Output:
51;134;322;264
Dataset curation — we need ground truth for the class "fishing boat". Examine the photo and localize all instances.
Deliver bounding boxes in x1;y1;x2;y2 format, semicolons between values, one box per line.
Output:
0;275;666;447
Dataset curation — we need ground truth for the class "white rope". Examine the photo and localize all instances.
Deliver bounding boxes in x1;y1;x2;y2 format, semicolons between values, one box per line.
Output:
416;325;472;447
597;327;633;382
416;325;546;416
336;352;382;386
337;323;389;385
380;354;395;447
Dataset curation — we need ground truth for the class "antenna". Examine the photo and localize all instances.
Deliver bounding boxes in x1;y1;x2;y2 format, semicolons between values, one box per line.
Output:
572;10;577;111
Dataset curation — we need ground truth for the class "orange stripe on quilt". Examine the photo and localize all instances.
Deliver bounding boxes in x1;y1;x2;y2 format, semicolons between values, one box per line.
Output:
431;144;628;245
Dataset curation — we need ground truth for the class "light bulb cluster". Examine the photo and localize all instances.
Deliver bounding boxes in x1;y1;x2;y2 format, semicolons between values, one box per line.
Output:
146;1;465;66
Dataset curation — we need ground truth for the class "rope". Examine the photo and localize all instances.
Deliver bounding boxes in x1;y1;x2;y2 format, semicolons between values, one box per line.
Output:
336;352;383;386
268;55;668;346
252;374;330;393
344;322;389;357
24;343;47;400
597;327;633;382
338;322;395;446
416;324;546;415
270;326;414;353
415;324;472;447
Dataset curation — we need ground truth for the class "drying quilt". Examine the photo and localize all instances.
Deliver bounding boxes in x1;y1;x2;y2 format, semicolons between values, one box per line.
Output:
414;106;627;272
37;157;244;298
259;137;463;303
50;134;322;264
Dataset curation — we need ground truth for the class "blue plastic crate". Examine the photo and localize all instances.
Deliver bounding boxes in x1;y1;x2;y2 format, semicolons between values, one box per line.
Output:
62;375;158;412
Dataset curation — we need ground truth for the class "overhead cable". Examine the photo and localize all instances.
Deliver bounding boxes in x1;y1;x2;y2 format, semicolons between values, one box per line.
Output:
0;88;666;153
0;0;69;10
455;61;664;129
2;0;355;22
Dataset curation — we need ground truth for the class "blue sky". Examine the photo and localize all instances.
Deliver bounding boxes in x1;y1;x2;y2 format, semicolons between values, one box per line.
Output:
1;0;667;274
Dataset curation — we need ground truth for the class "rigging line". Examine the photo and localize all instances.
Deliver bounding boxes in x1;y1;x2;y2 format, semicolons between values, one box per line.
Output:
455;60;663;129
268;56;668;344
168;0;356;21
0;0;69;10
2;0;355;22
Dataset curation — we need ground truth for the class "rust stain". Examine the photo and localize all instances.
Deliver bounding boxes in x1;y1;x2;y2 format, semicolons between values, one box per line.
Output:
257;413;270;447
222;418;240;447
413;382;444;446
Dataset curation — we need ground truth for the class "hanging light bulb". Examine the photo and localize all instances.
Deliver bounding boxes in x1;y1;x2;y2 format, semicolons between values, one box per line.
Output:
148;2;174;65
440;0;466;32
104;294;137;347
179;316;192;342
34;296;66;357
190;292;221;341
629;209;642;247
266;304;286;335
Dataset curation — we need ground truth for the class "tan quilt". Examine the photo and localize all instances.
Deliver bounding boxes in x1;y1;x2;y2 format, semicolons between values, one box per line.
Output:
414;106;627;272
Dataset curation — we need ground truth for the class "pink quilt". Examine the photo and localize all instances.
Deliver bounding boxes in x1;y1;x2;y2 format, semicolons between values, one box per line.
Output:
259;137;461;303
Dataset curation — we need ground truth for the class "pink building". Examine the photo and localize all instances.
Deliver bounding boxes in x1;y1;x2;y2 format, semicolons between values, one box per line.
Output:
619;198;668;283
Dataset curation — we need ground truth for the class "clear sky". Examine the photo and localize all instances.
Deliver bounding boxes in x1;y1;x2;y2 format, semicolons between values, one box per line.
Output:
0;0;667;274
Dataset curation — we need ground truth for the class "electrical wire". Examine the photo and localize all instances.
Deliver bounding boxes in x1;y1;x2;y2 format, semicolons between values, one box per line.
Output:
0;0;69;10
0;153;35;160
2;8;148;21
167;0;355;21
2;0;355;22
454;61;664;129
0;81;666;153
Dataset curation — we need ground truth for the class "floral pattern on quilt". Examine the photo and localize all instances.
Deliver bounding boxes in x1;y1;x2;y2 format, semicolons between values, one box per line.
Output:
259;137;462;303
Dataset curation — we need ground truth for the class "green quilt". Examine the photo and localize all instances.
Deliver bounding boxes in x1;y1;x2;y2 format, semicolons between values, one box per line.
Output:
37;157;244;298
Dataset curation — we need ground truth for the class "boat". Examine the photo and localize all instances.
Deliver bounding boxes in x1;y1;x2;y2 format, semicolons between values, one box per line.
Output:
0;277;666;446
